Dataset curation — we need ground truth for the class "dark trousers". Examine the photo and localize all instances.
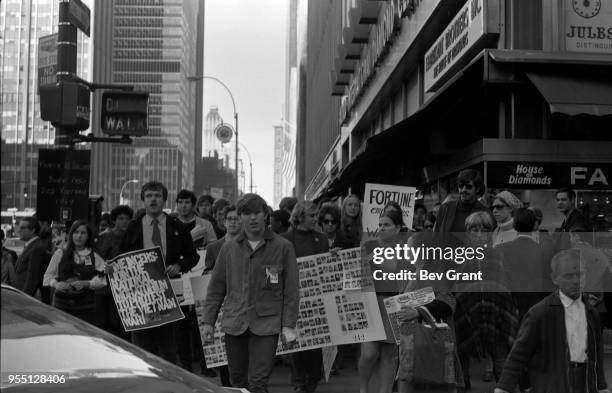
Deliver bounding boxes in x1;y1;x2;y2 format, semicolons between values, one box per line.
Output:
95;291;129;341
290;348;323;392
132;323;177;364
175;305;206;371
569;363;587;393
225;330;278;393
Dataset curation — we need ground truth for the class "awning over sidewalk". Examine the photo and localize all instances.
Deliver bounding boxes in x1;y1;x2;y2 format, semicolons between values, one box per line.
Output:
525;71;612;116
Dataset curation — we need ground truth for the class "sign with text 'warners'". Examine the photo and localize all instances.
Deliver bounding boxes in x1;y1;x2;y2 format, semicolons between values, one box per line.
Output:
101;91;149;136
487;161;611;190
424;0;499;92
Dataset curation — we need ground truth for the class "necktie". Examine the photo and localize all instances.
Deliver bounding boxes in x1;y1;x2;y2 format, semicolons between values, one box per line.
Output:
152;218;162;248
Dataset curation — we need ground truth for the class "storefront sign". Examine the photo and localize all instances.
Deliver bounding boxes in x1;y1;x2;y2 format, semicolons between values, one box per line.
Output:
424;0;494;92
487;161;611;190
339;0;403;125
108;247;184;332
363;183;417;236
565;0;612;53
36;148;90;222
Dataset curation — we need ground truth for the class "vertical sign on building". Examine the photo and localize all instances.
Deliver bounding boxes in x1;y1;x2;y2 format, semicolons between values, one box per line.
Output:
565;0;612;53
37;33;58;91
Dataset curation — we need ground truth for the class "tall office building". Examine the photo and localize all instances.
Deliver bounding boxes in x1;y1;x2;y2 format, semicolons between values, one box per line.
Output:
0;0;90;212
273;0;298;208
90;0;201;211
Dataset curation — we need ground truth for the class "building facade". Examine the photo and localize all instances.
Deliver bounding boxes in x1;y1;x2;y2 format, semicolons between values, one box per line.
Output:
0;0;90;211
274;0;298;208
297;0;612;231
90;0;200;211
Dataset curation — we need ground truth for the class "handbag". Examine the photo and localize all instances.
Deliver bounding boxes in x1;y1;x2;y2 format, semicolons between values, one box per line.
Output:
397;308;456;386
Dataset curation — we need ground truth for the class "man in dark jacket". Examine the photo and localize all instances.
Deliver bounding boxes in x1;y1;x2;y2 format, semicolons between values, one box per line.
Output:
496;208;551;319
282;200;329;393
14;217;50;297
119;181;198;363
202;194;299;393
495;248;608;393
434;169;490;241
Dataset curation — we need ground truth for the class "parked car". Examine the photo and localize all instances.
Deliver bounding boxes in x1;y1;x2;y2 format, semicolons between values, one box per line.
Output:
0;284;240;392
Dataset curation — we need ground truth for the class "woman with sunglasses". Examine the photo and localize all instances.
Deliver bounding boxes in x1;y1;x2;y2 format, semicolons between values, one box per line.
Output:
44;220;107;324
491;191;522;248
318;204;352;250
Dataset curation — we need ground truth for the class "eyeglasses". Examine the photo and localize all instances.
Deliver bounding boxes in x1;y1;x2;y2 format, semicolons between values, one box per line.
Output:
322;220;337;225
225;216;239;222
492;204;508;210
424;224;434;229
458;183;474;190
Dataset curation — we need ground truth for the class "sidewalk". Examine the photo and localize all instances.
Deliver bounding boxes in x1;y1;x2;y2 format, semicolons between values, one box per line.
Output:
204;329;612;392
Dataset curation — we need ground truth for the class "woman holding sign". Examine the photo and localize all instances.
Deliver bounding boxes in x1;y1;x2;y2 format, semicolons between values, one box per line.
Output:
44;220;106;325
359;209;406;393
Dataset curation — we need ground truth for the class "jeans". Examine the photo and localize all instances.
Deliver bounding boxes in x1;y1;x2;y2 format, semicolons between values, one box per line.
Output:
224;330;278;393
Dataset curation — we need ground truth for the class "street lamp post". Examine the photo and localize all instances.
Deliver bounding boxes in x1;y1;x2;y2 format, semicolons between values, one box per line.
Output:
238;142;254;193
119;179;139;206
187;75;239;201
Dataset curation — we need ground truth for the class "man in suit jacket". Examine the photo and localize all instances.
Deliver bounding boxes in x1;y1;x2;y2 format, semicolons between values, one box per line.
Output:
119;181;198;364
14;217;50;297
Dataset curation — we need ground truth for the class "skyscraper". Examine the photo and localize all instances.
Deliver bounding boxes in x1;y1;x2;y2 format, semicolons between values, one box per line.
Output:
274;0;297;208
0;0;90;211
90;0;201;210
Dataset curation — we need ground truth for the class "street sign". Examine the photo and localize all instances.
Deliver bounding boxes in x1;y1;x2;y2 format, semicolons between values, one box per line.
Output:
37;33;57;90
101;91;149;136
214;123;234;143
68;0;91;36
36;149;91;222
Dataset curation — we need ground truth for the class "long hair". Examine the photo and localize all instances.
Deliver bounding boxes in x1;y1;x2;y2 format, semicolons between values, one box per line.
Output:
341;194;362;242
58;220;94;281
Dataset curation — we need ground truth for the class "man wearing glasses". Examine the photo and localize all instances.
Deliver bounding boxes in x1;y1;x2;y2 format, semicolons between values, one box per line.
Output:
14;217;50;297
434;169;490;235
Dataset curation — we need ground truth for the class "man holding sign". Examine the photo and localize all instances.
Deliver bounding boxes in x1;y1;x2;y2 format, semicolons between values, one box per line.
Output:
201;193;299;393
119;181;198;363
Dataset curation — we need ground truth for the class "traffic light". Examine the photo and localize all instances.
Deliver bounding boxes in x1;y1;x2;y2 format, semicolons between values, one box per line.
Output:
101;91;149;137
39;81;90;132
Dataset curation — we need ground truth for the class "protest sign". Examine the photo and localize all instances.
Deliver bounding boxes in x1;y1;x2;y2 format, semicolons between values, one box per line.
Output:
363;183;417;236
107;247;184;331
322;346;338;383
383;287;435;344
192;275;228;368
192;247;387;367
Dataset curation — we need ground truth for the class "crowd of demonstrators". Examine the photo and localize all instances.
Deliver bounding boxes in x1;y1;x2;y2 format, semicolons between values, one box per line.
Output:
202;194;299;393
282;201;329;393
7;171;610;393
